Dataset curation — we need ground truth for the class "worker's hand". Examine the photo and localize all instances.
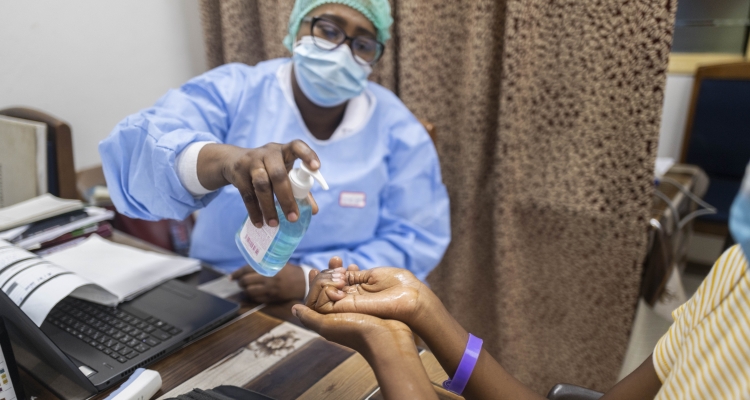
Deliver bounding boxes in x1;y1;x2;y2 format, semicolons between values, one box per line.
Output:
198;141;320;228
292;304;414;360
230;263;307;303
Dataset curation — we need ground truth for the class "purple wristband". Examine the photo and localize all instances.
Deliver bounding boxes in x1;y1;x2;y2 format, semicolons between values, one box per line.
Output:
442;334;483;395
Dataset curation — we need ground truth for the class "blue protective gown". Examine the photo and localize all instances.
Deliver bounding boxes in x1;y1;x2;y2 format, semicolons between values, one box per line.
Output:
99;59;451;280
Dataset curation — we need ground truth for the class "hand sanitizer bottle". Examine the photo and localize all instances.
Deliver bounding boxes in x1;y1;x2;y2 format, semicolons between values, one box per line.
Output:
235;164;329;276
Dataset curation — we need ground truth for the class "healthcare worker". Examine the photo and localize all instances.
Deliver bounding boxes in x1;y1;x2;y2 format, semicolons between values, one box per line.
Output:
99;0;451;303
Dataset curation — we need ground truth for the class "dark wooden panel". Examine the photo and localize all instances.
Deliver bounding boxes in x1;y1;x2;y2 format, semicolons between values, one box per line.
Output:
245;338;353;399
53;121;77;199
298;352;378;400
150;312;281;397
230;294;304;328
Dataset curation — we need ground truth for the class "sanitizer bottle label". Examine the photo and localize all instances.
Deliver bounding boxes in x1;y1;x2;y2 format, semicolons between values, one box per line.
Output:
239;219;279;263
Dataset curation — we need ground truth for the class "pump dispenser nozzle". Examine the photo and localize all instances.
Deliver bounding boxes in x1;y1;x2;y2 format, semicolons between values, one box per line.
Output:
289;163;329;199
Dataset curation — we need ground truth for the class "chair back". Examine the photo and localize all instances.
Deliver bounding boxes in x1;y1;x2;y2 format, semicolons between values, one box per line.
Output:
0;107;77;199
679;62;750;222
681;62;750;177
419;119;437;145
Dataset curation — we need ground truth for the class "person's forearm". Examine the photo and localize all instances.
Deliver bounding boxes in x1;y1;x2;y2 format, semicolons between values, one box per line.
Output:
196;143;236;190
363;335;438;400
411;298;468;377
601;355;662;400
412;299;544;400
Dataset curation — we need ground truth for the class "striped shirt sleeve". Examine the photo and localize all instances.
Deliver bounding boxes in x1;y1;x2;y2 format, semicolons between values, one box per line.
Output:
652;245;747;384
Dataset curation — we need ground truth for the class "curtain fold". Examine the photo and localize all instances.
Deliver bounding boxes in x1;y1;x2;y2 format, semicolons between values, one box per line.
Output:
200;0;675;392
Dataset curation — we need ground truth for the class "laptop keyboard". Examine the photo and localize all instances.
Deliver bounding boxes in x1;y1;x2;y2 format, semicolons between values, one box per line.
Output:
46;298;182;364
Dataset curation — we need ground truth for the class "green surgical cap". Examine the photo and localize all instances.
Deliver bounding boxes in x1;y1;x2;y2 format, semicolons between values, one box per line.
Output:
283;0;393;52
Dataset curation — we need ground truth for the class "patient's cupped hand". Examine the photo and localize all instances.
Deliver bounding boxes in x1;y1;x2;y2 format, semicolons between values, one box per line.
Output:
293;304;413;360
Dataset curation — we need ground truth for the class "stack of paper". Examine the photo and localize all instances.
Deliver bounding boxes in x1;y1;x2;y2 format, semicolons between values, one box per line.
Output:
43;235;201;303
11;207;114;250
0;194;83;231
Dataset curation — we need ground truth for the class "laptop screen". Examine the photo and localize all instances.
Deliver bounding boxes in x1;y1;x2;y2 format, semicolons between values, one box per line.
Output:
0;346;19;400
0;320;23;400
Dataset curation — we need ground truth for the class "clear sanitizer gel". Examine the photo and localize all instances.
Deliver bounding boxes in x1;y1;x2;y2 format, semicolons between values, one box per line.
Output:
235;164;329;276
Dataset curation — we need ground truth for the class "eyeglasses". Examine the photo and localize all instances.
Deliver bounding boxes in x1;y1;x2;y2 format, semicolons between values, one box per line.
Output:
302;17;384;65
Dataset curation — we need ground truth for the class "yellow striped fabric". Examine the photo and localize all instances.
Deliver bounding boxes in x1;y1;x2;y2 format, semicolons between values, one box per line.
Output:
653;245;750;399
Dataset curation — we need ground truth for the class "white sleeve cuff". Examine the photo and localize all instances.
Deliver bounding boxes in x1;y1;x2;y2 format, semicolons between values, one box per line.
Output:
176;141;216;197
300;264;315;298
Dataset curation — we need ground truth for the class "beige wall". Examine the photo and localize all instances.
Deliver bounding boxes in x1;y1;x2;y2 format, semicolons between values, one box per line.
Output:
0;0;207;170
656;74;694;160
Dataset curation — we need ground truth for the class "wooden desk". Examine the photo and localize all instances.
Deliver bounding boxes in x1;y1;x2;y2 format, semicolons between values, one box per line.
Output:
20;232;461;400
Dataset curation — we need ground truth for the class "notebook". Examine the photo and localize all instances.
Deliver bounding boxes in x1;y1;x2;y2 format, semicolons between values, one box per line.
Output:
0;116;47;208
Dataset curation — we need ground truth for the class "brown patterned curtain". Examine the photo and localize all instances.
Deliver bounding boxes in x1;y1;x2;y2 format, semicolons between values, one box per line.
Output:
200;0;675;393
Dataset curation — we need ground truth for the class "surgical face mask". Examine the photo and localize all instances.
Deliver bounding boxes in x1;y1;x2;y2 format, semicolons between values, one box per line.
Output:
292;36;372;107
729;162;750;260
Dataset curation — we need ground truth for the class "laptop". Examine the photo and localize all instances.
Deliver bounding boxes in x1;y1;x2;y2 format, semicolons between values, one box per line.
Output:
0;276;238;398
0;318;24;400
